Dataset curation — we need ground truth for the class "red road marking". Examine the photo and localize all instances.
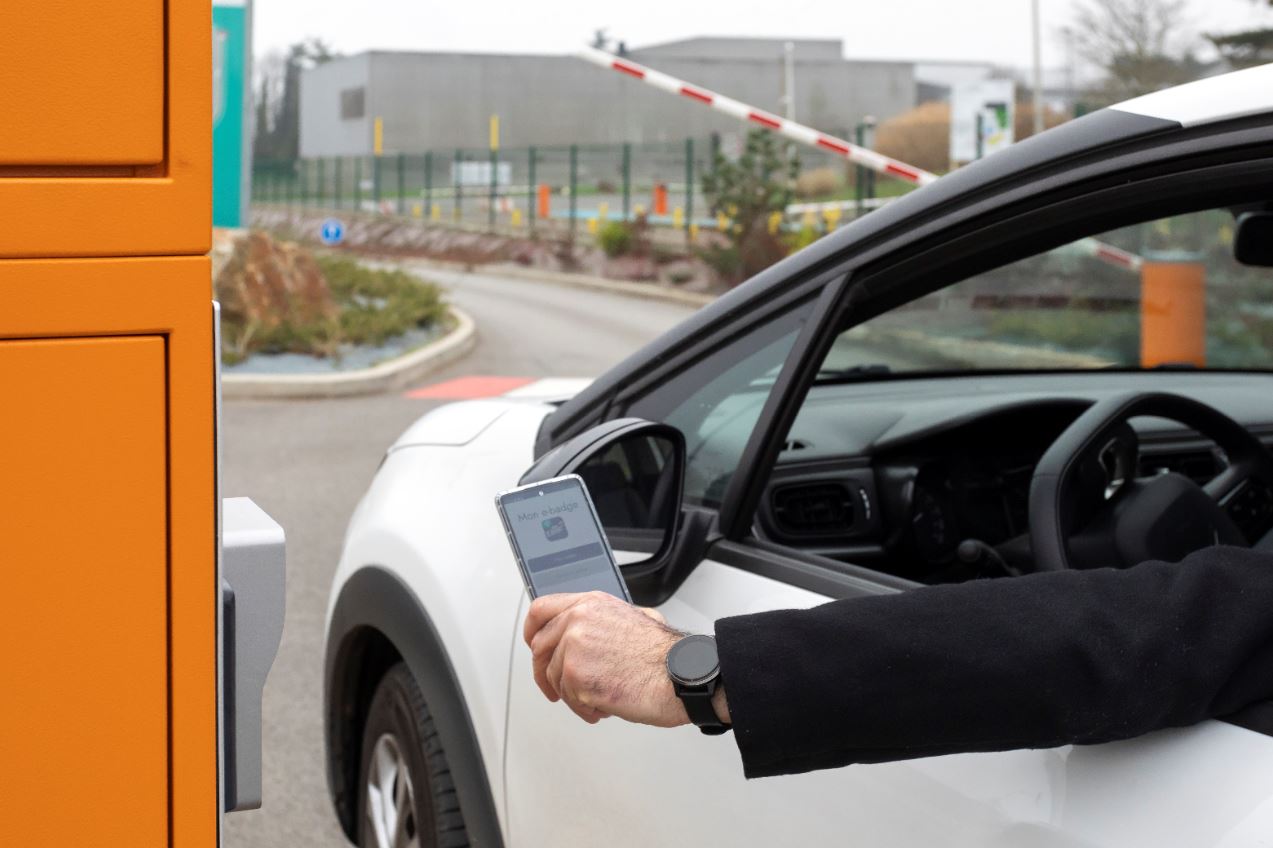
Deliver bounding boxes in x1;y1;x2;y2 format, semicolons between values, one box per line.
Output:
405;375;536;400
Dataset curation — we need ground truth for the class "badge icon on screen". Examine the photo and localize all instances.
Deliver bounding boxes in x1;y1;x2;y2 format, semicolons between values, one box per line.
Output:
542;516;568;541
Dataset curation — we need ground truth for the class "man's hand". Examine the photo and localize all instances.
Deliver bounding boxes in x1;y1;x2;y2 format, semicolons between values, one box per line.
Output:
523;591;690;727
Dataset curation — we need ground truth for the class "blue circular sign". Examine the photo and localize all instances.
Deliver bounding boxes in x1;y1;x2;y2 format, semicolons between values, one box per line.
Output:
320;218;345;246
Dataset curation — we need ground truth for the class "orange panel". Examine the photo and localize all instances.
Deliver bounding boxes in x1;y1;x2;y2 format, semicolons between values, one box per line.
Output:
0;0;164;165
0;257;217;848
0;0;210;258
1141;261;1207;368
0;336;167;844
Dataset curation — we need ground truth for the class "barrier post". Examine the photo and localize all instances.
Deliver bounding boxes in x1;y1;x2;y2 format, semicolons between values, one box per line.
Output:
424;151;433;219
453;148;463;222
354;157;363;211
528;146;537;228
334;157;343;209
397;152;406;215
654;182;668;216
317;157;326;206
1141;253;1207;368
373;154;382;208
622;142;631;221
685;137;694;240
569;144;578;239
489;147;498;232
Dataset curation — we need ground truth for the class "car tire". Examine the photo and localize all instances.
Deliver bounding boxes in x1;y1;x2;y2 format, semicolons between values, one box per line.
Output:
357;662;470;848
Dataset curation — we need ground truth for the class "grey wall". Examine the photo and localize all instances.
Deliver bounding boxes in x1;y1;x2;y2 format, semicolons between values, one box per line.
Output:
300;47;915;157
299;54;370;157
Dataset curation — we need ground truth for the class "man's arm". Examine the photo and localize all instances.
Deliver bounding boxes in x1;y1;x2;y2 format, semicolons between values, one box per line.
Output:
718;546;1273;778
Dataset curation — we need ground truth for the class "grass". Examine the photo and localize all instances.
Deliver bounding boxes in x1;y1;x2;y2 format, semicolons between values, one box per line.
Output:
220;249;448;364
316;255;449;347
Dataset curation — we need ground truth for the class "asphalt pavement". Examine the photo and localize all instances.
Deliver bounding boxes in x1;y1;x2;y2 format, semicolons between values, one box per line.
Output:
220;268;693;848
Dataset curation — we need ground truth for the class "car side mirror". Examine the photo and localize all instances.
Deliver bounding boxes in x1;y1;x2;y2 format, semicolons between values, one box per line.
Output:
1234;212;1273;267
521;418;705;603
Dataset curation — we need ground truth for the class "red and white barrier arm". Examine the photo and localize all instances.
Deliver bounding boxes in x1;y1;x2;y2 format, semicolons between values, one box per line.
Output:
577;46;938;187
580;46;1143;272
1078;237;1143;271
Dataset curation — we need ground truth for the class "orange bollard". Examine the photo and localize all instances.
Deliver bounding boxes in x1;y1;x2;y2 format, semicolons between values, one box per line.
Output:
654;183;669;216
537;183;551;219
1140;259;1206;368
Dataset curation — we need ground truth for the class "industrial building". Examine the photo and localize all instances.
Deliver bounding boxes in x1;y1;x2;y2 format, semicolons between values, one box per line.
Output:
299;37;918;157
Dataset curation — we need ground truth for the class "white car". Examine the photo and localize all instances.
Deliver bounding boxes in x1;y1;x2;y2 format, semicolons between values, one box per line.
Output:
325;65;1273;848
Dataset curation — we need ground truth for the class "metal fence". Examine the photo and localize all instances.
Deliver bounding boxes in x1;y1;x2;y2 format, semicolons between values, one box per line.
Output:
251;135;896;236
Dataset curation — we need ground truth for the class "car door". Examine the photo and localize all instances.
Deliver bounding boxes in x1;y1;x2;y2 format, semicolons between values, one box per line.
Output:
503;142;1273;846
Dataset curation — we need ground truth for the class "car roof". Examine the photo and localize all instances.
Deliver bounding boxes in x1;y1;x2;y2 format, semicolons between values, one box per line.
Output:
537;64;1273;454
1110;63;1273;127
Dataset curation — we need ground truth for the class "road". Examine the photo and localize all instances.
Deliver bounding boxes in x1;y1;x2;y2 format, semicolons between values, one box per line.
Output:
221;268;694;848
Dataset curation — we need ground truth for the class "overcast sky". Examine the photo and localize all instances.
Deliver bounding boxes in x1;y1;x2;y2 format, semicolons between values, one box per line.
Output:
254;0;1272;71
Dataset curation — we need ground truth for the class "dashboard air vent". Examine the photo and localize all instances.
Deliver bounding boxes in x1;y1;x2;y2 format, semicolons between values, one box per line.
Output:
771;482;855;537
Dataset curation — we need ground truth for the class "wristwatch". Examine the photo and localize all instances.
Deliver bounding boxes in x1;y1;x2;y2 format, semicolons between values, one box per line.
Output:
666;634;731;735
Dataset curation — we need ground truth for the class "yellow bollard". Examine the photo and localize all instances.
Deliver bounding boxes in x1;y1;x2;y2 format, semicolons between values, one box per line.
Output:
411;203;423;219
597;201;609;221
634;203;647;217
587;217;598;234
768;211;783;235
689;223;700;242
717;212;729;232
823;207;842;229
673;207;684;229
511;208;522;227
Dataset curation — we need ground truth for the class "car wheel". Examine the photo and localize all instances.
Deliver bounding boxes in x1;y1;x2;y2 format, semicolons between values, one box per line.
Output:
358;662;469;848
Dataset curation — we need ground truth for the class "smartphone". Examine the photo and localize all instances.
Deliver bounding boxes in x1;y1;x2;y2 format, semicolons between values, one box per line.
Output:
495;474;633;602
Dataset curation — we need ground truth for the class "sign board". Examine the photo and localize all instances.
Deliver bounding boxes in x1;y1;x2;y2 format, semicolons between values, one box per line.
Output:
452;160;513;188
950;79;1015;162
213;0;252;227
320;218;345;246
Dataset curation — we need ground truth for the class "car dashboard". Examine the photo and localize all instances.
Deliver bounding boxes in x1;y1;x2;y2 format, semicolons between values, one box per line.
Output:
754;372;1273;583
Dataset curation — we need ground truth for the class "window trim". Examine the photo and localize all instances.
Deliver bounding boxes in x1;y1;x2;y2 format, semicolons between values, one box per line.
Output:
715;152;1273;580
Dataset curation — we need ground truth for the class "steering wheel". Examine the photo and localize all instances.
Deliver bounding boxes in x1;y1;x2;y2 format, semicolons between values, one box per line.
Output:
1029;392;1273;571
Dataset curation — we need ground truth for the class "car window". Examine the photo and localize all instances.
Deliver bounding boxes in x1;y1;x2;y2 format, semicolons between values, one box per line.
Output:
822;208;1273;377
625;302;813;509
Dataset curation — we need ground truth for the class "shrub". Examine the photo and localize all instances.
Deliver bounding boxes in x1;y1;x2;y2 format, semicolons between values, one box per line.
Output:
795;167;843;199
701;129;799;284
597;221;634;257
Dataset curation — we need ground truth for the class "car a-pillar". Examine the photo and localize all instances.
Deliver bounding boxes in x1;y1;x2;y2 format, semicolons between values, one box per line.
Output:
0;0;283;844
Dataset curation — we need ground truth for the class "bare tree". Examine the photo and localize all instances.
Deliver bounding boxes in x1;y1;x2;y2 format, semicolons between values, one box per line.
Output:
1070;0;1200;103
1208;0;1273;69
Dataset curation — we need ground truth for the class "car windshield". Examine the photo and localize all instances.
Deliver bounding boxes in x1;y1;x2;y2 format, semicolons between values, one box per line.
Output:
822;208;1273;377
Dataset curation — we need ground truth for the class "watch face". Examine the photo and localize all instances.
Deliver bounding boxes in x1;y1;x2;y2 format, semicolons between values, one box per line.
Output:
667;634;719;685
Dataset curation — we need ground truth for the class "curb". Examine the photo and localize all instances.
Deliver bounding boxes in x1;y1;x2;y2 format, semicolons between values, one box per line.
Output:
221;306;477;400
482;264;716;308
379;255;718;309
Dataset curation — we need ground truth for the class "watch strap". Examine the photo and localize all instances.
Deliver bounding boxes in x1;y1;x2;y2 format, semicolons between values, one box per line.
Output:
675;682;730;736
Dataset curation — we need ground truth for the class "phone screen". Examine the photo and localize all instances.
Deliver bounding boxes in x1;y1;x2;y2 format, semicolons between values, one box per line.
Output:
498;475;630;600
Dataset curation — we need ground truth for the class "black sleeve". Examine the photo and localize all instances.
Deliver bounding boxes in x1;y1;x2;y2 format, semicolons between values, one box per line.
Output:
714;546;1273;779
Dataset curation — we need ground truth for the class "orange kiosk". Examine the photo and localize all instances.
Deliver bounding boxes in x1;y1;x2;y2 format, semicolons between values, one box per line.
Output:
0;0;283;844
